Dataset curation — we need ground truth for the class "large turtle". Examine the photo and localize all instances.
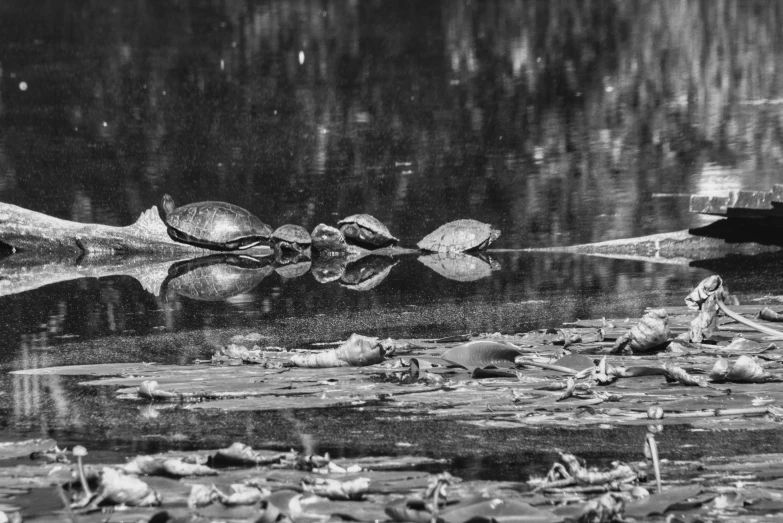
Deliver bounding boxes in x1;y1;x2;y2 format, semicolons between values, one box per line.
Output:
337;214;398;248
417;219;500;253
160;194;273;251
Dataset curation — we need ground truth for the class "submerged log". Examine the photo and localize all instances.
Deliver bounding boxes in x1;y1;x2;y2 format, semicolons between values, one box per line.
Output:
525;221;783;262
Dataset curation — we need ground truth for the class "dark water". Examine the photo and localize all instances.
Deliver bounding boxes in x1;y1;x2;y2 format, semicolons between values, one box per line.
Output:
1;0;783;482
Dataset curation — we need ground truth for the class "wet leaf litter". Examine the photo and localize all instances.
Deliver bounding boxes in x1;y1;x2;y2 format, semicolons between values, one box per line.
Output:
8;276;783;521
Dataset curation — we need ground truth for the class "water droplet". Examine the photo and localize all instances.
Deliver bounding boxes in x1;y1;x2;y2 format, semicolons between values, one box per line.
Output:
18;81;27;91
298;51;305;65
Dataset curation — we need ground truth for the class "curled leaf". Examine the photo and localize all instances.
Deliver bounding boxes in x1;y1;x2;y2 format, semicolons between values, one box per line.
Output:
611;309;670;354
685;291;720;343
188;484;216;509
663;365;707;387
290;334;386;367
685;275;724;310
74;467;161;509
138;381;178;400
214;484;266;506
301;477;370;500
710;355;779;383
758;307;783;322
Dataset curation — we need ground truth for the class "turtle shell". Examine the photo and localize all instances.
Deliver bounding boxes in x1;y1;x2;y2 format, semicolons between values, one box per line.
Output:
162;195;273;250
272;224;312;247
417;219;500;253
337;214;398;248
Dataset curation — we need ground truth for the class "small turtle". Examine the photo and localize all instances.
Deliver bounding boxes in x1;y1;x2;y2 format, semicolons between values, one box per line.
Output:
160;194;273;251
417;219;500;253
311;224;367;256
271;224;312;253
337;214;399;248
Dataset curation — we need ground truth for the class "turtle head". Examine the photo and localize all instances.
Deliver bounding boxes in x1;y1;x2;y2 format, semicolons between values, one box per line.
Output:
160;194;176;218
311;224;347;253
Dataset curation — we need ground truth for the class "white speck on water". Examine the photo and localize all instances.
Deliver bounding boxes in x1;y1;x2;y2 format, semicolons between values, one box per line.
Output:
162;90;167;96
220;59;225;70
19;81;27;91
102;122;107;127
273;110;277;115
605;85;614;93
298;51;305;65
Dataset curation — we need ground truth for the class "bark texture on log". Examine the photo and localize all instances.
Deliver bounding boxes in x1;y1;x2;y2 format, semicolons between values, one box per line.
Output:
0;203;217;255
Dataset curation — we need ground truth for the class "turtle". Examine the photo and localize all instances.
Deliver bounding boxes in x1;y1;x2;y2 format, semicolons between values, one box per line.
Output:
162;254;274;301
337;214;399;248
417;219;500;253
310;224;367;256
271;224;312;254
160;194;273;251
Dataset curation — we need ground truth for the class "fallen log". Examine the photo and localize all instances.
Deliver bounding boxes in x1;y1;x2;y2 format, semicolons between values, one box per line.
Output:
0;202;227;255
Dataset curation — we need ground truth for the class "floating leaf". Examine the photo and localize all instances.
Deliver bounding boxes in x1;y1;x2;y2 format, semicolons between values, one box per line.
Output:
554;354;594;372
441;498;560;523
442;341;523;369
624;485;703;517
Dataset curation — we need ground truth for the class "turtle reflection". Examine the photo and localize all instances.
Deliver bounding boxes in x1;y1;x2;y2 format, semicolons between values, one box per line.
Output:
310;256;347;283
418;252;500;282
339;256;398;291
275;260;312;280
162;254;274;301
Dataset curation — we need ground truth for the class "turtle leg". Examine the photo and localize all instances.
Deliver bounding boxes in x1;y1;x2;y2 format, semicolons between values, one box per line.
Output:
235;240;262;250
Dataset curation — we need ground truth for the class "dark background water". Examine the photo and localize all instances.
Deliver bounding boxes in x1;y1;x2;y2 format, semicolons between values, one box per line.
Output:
1;0;783;482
